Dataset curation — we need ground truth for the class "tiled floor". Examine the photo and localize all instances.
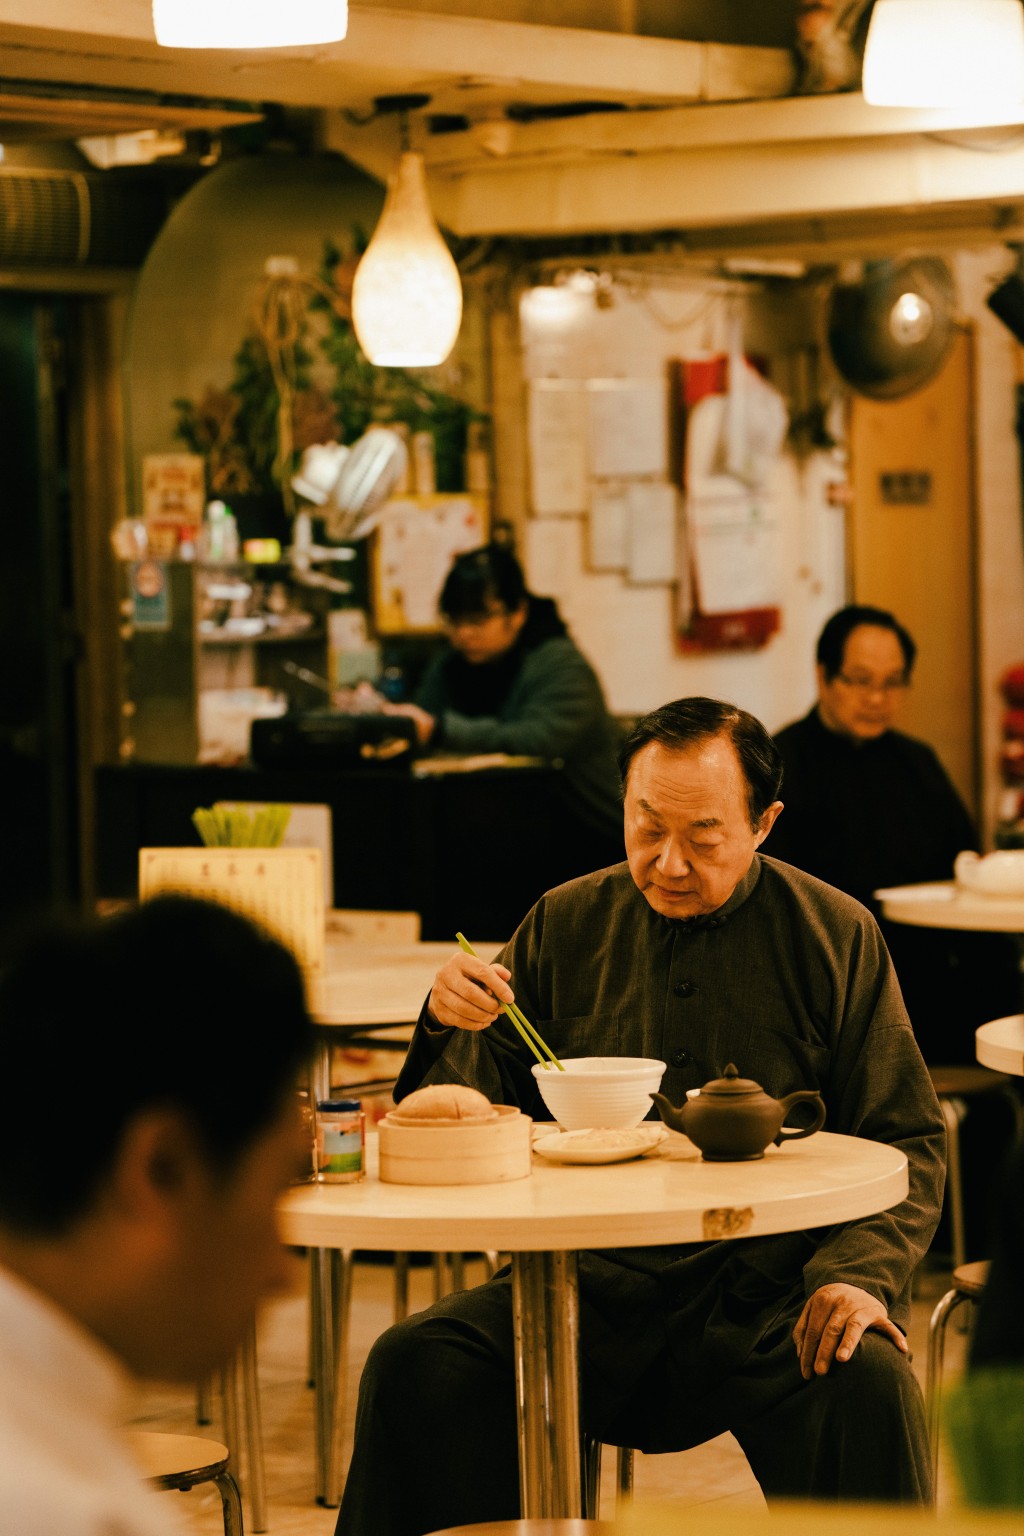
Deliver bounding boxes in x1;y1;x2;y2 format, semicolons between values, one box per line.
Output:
131;1249;969;1535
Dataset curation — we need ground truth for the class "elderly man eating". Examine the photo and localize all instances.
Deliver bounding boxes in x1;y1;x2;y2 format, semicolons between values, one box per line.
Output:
336;696;945;1536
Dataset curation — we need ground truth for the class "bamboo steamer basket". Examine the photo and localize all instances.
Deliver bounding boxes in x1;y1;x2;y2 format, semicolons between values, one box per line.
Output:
378;1103;532;1184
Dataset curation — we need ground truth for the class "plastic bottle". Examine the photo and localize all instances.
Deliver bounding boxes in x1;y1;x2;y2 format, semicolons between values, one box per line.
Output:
221;506;239;563
201;500;226;562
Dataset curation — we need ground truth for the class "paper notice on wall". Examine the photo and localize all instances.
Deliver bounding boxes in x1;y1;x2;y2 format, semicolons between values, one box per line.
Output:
374;496;488;633
586;379;668;479
626;482;678;585
142;453;205;524
685;477;780;613
587;481;630;571
527;381;589;515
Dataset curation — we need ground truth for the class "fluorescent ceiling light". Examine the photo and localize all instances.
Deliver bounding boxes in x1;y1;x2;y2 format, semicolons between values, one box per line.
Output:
863;0;1024;108
152;0;347;48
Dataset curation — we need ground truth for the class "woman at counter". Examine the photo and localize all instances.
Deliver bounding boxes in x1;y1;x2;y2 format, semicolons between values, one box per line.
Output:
341;543;625;875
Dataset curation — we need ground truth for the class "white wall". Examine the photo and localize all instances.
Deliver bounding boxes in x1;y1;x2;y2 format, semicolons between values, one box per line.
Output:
956;248;1024;842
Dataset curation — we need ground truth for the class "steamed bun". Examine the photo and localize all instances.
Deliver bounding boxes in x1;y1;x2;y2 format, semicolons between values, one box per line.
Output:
394;1084;498;1122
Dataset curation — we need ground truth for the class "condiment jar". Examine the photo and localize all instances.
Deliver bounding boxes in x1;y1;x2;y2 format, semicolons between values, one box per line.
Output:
316;1098;366;1183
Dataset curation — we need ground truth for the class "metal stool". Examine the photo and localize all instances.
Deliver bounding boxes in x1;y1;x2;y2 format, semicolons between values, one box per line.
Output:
925;1258;989;1486
425;1524;621;1536
583;1440;634;1517
130;1429;244;1536
927;1066;1023;1268
196;1322;267;1531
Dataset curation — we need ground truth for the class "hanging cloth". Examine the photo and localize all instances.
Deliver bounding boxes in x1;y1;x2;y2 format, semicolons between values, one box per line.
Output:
674;339;789;651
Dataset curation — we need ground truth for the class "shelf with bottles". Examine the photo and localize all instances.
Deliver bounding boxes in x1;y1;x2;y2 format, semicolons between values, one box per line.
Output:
119;556;333;767
197;562;326;647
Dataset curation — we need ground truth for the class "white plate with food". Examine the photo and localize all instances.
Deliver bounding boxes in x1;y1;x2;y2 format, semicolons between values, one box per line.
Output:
531;1125;668;1165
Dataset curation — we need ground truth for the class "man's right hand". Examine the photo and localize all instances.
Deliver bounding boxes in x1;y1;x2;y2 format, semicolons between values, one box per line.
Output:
428;952;515;1031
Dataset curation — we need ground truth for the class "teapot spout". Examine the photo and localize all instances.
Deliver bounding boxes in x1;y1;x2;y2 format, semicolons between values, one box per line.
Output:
650;1090;689;1134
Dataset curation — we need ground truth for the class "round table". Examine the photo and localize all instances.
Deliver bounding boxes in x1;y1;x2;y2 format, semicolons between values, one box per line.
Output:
279;1128;908;1517
975;1013;1024;1076
876;880;1024;933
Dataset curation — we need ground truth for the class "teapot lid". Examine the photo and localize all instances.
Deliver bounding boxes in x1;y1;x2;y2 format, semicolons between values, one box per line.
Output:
701;1063;764;1096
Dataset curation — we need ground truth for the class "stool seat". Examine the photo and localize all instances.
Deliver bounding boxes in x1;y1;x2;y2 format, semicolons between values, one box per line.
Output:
129;1429;231;1488
928;1065;1016;1097
950;1260;990;1299
128;1429;243;1535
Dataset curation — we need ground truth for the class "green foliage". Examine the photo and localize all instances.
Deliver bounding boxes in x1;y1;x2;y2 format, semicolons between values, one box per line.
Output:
172;332;323;497
172;236;487;503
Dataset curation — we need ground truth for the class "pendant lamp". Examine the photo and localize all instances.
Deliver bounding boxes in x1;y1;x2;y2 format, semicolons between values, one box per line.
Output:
351;98;463;368
152;0;347;48
862;0;1024;108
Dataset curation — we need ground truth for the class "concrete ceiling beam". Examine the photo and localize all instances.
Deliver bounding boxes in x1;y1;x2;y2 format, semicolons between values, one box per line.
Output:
420;130;1024;237
0;4;795;117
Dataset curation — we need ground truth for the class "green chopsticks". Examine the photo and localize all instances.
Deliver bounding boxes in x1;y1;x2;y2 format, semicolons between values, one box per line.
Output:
455;933;564;1071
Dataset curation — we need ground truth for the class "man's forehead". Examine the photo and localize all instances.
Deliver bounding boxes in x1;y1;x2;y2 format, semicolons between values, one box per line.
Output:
635;796;723;830
628;735;743;783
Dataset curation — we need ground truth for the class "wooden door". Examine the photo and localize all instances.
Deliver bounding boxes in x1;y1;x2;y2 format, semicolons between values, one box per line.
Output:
849;329;978;816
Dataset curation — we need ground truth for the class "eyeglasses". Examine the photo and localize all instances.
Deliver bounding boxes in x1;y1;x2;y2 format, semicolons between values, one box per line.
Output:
834;672;909;696
442;608;510;633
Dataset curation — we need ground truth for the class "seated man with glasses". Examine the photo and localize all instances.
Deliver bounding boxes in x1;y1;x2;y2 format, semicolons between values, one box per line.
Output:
763;603;1019;1068
376;542;625;874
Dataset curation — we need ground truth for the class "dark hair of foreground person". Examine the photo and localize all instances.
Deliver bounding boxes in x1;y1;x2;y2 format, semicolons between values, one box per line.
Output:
0;894;315;1236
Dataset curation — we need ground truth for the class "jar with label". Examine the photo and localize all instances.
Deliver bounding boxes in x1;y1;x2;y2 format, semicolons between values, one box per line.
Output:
316;1098;366;1183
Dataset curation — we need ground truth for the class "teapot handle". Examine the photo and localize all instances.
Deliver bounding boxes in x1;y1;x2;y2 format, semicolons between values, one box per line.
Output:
774;1091;826;1144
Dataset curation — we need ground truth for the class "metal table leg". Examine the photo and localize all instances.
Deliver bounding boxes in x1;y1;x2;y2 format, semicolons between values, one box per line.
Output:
310;1245;354;1507
511;1249;582;1518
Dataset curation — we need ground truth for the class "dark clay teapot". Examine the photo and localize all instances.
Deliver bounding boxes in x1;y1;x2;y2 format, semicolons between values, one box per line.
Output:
650;1063;826;1162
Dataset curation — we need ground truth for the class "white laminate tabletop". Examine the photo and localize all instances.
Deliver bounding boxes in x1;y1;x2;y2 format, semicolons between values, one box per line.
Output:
875;881;1024;933
976;1013;1024;1077
316;938;505;1027
280;1129;908;1254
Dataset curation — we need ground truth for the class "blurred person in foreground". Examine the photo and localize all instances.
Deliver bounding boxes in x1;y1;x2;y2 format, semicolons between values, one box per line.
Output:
335;697;944;1536
762;604;1020;1066
0;895;314;1535
338;542;625;876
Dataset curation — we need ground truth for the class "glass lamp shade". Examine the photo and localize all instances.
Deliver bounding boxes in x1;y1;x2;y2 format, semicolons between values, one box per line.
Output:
152;0;347;47
351;152;463;368
862;0;1024;108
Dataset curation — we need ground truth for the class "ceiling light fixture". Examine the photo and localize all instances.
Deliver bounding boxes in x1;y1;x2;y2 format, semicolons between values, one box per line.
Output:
862;0;1024;108
351;95;463;369
152;0;347;48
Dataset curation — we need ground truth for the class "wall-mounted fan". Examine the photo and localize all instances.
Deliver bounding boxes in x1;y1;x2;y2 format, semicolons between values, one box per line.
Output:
286;425;409;595
825;256;958;400
292;425;409;540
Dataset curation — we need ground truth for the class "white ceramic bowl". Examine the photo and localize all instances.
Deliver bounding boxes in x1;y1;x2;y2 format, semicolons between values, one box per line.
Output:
531;1056;667;1131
